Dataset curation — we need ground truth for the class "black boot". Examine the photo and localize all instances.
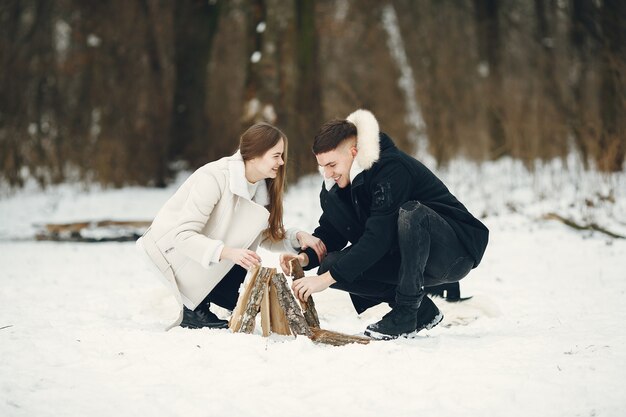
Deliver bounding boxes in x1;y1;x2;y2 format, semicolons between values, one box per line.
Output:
365;296;443;340
180;305;229;329
415;296;444;332
426;282;470;302
364;304;419;340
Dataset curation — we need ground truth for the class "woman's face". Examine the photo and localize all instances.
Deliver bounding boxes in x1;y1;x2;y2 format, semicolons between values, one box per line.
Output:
249;138;285;181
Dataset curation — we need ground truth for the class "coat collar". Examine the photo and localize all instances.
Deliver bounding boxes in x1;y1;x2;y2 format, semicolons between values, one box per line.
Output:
322;109;381;191
227;151;270;206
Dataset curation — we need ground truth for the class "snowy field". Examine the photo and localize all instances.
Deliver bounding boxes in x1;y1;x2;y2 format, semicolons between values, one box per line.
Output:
1;158;625;417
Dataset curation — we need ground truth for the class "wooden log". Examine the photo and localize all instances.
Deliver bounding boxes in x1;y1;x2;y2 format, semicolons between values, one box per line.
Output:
268;282;292;336
289;258;306;279
238;268;274;334
35;233;143;243
45;221;90;234
289;259;321;328
229;266;260;332
309;328;371;346
270;273;312;337
96;220;152;228
260;283;271;337
43;220;151;233
36;220;152;242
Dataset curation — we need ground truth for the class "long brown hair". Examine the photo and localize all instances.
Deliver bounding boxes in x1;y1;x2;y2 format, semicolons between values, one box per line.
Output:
239;123;288;242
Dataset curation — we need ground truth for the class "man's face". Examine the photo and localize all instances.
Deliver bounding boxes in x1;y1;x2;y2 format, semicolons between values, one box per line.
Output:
315;139;357;189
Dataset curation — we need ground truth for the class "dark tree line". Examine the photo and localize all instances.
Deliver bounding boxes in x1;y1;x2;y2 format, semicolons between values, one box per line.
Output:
0;0;624;188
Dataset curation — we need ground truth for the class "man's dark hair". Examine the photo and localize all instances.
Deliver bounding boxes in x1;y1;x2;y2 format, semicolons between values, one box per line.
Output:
312;119;357;154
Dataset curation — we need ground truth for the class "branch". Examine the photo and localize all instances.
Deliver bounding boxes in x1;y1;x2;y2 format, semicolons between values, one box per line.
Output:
542;213;625;239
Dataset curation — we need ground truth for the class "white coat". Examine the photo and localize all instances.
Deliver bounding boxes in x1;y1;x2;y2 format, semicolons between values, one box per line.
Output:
137;151;300;315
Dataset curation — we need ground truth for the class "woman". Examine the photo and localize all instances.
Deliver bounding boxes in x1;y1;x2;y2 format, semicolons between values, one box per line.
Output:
137;123;326;330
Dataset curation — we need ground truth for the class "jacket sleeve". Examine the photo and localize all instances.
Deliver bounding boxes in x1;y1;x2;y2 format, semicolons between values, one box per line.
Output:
329;163;413;282
301;209;349;270
171;171;226;269
258;227;301;254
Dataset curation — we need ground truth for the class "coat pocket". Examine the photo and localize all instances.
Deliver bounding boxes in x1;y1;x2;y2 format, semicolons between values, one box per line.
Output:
163;246;192;275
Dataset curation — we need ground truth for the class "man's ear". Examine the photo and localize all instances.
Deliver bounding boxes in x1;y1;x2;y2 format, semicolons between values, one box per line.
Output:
350;145;358;157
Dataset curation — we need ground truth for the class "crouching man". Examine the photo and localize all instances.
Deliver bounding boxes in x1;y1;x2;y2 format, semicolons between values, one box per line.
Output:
280;109;489;340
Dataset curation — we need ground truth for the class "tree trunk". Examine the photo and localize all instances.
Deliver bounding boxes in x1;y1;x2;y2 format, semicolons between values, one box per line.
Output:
241;0;322;179
598;0;625;171
533;0;568;160
474;0;507;159
569;0;597;168
169;0;222;162
291;0;323;179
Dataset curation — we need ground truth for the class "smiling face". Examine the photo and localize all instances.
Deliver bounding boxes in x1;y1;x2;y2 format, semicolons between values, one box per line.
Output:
315;138;357;188
246;138;285;182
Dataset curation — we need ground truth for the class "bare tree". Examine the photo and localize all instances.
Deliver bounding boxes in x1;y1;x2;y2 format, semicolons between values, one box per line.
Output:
474;0;507;159
533;0;568;160
598;0;625;171
2;0;625;189
569;0;599;167
169;0;222;166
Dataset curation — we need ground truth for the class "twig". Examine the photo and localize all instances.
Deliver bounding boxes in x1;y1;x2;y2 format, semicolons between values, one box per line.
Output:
0;325;13;330
543;213;625;239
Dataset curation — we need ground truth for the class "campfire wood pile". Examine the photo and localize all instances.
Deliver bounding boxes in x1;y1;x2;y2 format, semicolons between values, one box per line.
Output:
229;259;371;347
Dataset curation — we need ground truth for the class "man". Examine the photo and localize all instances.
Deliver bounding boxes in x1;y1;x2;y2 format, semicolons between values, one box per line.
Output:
280;109;489;340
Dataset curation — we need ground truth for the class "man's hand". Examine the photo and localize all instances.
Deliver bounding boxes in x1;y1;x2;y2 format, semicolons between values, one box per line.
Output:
220;246;261;270
296;231;327;263
291;271;336;302
279;253;309;275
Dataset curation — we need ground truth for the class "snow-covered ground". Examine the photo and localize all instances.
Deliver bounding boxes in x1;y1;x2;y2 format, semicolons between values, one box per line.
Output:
1;158;625;416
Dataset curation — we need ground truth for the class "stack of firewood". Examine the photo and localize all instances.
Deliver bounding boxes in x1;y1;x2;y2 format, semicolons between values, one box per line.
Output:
229;260;370;347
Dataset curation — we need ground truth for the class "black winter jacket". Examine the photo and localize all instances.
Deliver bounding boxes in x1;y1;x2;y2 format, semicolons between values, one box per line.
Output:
302;133;489;283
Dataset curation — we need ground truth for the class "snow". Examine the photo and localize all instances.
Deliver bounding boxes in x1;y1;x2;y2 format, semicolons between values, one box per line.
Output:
1;158;625;416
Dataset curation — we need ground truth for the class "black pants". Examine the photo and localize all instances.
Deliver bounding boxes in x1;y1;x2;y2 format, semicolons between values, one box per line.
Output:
320;201;474;309
195;265;247;312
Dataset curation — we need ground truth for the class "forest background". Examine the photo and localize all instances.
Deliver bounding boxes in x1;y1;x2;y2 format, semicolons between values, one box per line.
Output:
1;0;624;188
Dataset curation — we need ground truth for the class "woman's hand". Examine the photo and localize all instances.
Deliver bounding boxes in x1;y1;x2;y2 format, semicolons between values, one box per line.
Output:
296;231;327;263
291;272;336;302
279;253;309;275
220;246;261;270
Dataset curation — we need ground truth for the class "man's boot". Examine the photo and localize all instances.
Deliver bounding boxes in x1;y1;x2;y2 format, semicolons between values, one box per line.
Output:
415;296;444;332
180;305;229;329
364;304;419;340
364;296;443;340
426;282;466;302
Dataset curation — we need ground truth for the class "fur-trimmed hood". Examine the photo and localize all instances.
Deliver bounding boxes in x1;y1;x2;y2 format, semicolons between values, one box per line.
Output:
322;109;381;190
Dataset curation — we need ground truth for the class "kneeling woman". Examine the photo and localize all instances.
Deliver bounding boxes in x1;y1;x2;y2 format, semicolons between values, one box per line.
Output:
138;123;325;329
